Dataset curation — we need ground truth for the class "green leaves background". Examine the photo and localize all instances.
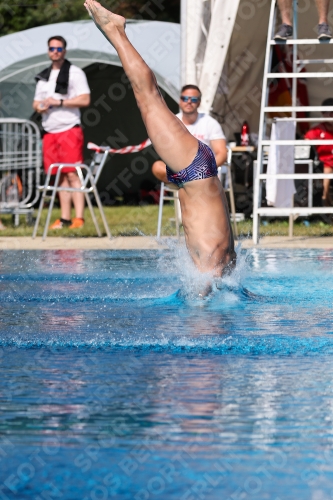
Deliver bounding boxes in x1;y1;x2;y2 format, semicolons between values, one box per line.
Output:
0;0;180;36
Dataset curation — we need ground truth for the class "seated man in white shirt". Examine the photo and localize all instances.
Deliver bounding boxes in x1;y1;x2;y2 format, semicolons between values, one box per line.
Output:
152;85;227;183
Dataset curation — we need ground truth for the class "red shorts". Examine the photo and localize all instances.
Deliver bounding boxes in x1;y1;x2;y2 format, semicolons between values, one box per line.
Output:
43;126;84;175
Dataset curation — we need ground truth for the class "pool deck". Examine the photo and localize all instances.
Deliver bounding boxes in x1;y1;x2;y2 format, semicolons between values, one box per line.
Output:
1;235;333;250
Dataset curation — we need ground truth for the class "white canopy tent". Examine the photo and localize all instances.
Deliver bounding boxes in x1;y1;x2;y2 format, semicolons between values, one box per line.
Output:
181;0;333;139
181;0;241;113
181;0;270;138
1;4;332;138
0;20;181;199
0;20;180;120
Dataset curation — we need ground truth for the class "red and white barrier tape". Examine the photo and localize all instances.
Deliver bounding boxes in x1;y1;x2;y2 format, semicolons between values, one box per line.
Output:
87;138;152;154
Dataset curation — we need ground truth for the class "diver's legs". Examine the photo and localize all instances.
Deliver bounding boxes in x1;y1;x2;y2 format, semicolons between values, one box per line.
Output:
84;0;198;173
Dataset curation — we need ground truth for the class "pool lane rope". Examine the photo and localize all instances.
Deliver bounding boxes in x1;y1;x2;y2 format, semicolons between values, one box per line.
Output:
87;138;152;155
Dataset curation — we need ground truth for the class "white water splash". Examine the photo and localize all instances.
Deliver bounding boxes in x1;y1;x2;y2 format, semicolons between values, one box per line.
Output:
157;239;249;303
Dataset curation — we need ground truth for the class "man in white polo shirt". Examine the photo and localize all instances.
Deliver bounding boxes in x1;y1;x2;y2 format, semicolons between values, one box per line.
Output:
33;35;91;229
152;85;227;183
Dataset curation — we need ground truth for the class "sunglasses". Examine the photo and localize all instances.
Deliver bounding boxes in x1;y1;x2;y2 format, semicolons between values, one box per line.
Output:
48;47;64;52
180;96;200;103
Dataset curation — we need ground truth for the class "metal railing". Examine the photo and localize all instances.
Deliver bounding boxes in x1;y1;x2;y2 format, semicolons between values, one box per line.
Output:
0;118;41;225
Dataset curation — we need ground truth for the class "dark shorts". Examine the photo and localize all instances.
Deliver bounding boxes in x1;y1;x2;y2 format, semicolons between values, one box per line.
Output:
43;125;84;175
166;141;218;188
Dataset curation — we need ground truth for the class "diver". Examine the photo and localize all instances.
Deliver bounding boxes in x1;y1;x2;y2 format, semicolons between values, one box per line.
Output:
84;0;236;294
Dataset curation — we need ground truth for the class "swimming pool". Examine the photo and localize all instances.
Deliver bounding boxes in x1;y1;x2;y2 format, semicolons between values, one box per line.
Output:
1;247;333;499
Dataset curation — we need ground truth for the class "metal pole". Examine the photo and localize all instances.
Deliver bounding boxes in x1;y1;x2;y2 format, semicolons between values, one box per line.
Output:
157;183;165;237
289;0;297;238
174;192;180;238
180;0;187;87
253;0;277;244
309;160;313;208
292;0;298;115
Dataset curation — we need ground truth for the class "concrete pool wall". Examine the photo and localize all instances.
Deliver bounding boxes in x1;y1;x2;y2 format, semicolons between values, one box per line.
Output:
1;236;333;250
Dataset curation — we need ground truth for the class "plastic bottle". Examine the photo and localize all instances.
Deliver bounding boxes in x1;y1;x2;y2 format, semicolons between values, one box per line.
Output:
241;121;250;146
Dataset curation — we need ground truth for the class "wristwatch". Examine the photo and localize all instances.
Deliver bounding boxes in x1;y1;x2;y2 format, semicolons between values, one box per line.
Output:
59;99;63;107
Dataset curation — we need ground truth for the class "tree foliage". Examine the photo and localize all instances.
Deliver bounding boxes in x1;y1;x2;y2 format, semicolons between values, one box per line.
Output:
0;0;180;36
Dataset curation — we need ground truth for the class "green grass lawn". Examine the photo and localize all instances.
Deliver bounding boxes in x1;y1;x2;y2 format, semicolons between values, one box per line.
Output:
0;205;333;238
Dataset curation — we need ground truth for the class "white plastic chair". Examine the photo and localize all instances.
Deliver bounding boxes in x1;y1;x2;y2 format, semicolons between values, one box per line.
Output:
157;147;238;238
218;148;238;238
157;183;181;238
32;143;112;240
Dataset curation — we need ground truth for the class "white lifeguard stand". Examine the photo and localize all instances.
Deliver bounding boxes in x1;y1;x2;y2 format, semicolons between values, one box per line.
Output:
253;0;333;244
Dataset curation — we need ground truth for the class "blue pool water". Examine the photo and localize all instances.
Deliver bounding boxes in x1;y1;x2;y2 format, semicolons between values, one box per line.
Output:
1;247;333;499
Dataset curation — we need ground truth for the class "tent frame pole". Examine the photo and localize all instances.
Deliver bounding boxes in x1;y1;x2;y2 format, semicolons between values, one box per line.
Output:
253;0;278;244
180;0;187;88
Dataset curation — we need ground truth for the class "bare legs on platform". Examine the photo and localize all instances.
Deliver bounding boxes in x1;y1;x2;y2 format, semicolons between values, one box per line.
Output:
277;0;330;25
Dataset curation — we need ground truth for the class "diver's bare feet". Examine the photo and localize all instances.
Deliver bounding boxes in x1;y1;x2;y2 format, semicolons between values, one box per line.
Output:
84;0;125;44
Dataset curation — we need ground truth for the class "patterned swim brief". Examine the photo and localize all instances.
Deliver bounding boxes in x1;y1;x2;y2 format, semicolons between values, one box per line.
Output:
166;141;218;188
